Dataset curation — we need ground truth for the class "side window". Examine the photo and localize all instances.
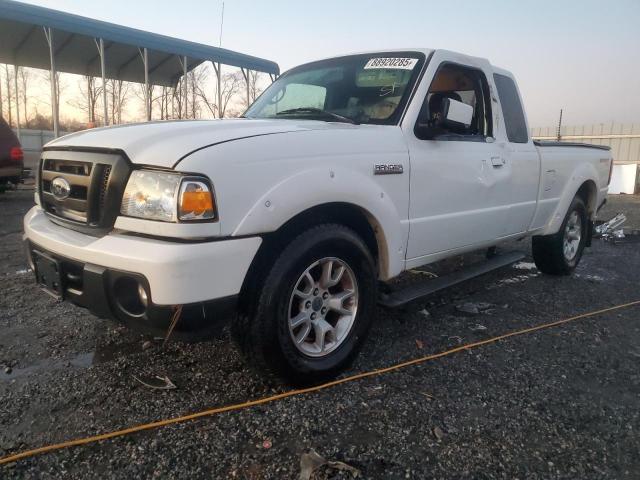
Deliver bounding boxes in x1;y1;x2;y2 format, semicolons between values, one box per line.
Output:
415;63;492;140
493;74;528;143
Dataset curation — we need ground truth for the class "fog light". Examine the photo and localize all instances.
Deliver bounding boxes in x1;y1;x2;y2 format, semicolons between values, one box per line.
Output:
138;283;148;307
113;276;147;317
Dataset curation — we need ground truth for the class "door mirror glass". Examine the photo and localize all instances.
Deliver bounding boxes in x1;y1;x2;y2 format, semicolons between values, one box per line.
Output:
441;98;473;129
414;98;474;140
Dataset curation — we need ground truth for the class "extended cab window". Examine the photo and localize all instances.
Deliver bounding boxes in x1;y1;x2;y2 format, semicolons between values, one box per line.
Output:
245;52;425;125
493;73;528;143
415;63;492;140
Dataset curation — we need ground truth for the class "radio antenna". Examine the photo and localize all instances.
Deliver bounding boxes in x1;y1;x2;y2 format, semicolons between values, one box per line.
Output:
556;108;563;141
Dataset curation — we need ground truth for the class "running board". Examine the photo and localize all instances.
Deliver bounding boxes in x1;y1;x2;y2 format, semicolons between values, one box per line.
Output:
378;251;525;308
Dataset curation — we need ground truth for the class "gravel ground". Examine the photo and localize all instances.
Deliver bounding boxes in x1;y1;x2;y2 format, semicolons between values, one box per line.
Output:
1;187;639;479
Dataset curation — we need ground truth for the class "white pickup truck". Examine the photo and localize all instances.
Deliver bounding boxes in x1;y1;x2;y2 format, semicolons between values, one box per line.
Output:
24;49;612;382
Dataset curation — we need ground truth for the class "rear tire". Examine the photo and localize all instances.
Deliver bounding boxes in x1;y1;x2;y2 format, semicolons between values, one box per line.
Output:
233;224;377;384
532;196;588;275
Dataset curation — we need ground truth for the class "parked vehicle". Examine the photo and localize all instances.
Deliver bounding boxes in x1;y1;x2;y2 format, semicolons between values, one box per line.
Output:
0;116;23;188
23;49;612;382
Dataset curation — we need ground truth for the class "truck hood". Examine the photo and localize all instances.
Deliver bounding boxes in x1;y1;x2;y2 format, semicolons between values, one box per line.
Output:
45;119;345;168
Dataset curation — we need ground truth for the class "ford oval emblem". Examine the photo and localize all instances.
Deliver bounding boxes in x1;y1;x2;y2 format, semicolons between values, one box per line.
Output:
51;177;71;200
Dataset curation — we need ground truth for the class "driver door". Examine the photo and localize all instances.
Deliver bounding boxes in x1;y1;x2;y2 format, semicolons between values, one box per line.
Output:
404;61;513;262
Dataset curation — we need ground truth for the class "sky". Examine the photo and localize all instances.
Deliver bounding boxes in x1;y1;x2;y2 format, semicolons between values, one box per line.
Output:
16;0;640;127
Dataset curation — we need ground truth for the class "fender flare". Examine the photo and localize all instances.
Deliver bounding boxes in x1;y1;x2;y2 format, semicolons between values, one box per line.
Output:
541;162;599;236
232;166;407;279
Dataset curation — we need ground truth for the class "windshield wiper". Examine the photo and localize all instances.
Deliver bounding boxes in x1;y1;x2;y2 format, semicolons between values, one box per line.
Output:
275;108;358;124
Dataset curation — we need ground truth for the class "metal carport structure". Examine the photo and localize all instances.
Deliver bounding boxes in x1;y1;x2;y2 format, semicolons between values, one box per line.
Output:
0;0;279;137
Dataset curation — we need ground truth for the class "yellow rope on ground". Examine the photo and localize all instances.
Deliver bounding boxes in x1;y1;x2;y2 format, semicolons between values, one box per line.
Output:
1;300;639;466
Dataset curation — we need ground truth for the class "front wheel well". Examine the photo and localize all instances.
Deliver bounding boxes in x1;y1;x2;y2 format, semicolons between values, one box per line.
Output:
238;203;385;313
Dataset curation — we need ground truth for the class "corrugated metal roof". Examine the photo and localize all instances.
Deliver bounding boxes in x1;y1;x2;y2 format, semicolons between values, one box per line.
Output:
0;0;279;86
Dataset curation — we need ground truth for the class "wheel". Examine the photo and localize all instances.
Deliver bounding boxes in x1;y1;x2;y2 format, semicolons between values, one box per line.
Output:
233;224;377;384
532;196;588;275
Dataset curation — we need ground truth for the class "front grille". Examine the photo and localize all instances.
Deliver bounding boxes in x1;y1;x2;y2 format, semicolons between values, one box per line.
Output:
41;159;92;222
39;150;131;235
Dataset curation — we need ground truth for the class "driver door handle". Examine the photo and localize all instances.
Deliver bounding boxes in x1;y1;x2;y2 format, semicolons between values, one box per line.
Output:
491;156;506;167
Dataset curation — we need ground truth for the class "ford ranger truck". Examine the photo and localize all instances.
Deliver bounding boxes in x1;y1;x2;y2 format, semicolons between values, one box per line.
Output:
24;49;612;383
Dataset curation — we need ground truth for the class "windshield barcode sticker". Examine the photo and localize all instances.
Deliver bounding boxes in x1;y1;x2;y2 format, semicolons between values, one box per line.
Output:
364;57;418;70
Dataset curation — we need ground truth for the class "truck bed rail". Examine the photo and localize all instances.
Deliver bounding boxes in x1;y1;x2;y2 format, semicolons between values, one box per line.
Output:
533;140;611;151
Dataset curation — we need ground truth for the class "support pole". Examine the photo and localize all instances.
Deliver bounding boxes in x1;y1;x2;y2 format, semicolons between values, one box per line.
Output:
183;56;188;119
145;48;150;120
98;38;108;126
14;65;21;141
44;27;59;138
140;48;150;121
212;62;219;118
86;77;92;124
217;63;222;118
215;62;222;118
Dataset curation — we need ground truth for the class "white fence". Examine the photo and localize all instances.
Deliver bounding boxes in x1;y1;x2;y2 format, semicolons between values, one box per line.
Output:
531;123;639;194
13;128;68;152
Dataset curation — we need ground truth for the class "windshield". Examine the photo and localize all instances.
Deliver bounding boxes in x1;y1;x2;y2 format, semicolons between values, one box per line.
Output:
245;52;426;125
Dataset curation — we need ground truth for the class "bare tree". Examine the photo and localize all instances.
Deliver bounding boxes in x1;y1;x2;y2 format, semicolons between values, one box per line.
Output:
158;86;170;120
244;70;264;108
145;83;155;120
186;66;209;119
68;76;101;125
218;71;241;118
189;71;197;119
193;68;216;118
19;67;30;125
172;84;184;119
27;113;52;130
108;79;129;124
3;65;13;126
193;66;241;118
134;82;157;120
86;77;100;124
44;70;65;129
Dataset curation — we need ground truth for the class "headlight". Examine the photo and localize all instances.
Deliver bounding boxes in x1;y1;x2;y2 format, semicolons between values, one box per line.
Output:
121;170;216;222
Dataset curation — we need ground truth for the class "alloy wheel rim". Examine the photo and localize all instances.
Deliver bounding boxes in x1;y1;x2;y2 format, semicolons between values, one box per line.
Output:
287;257;359;357
563;211;582;261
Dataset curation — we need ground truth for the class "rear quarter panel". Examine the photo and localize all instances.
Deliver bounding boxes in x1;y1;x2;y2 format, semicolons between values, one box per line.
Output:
530;145;611;235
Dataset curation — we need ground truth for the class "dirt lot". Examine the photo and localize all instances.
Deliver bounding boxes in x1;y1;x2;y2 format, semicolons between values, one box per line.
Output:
1;188;639;479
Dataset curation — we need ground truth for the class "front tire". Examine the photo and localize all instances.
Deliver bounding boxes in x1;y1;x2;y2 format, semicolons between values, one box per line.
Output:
234;224;377;384
532;196;588;275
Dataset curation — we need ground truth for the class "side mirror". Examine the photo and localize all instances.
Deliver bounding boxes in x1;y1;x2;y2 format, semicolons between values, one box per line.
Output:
414;98;474;140
440;98;473;130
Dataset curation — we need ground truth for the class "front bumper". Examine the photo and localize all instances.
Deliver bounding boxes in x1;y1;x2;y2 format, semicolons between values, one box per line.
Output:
24;206;262;336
